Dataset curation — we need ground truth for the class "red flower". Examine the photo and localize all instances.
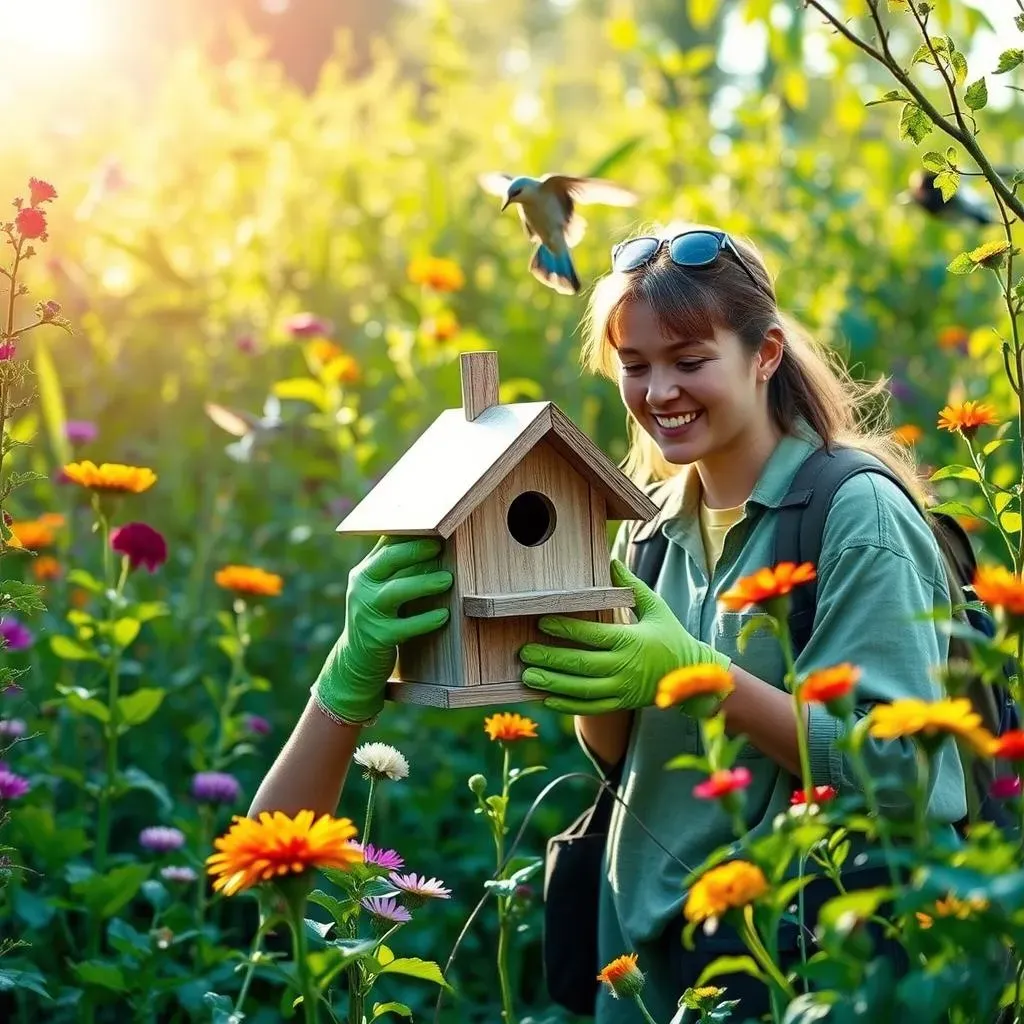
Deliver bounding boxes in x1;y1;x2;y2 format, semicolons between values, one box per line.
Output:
791;785;837;806
693;767;752;800
992;730;1024;761
28;178;57;207
15;207;47;240
110;522;168;573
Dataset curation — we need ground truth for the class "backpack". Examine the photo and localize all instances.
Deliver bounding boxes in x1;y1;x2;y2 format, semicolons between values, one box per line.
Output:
626;445;1020;829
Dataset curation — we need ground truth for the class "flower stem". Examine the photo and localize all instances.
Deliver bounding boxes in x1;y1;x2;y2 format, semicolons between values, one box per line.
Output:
233;913;277;1015
633;994;660;1024
776;614;814;798
495;742;516;1024
363;776;378;848
740;914;795;1001
290;906;320;1024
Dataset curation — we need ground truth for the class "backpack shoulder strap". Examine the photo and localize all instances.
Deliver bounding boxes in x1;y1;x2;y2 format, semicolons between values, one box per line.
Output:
772;446;919;655
626;479;674;587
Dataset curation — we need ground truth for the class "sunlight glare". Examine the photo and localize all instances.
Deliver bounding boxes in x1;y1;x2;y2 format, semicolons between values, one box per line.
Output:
0;0;109;62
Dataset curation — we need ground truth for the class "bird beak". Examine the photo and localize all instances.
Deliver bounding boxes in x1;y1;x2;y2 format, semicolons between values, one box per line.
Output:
501;197;511;212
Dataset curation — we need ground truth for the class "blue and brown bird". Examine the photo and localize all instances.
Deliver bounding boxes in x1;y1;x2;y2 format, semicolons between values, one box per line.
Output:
479;172;638;295
901;169;994;226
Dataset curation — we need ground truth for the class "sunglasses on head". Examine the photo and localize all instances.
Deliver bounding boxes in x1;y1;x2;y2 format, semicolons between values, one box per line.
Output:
610;229;774;301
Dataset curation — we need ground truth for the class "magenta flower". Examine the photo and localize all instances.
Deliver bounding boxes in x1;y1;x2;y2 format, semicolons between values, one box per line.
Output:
360;896;412;923
991;775;1022;800
65;420;98;445
0;342;16;362
361;844;404;871
0;769;30;800
191;771;241;805
160;865;197;883
284;312;332;338
243;713;271;737
0;619;33;651
110;522;168;573
139;826;186;853
0;719;26;739
388;872;451;900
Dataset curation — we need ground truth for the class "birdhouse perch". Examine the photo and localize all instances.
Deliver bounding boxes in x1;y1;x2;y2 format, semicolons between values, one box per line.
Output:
335;351;659;708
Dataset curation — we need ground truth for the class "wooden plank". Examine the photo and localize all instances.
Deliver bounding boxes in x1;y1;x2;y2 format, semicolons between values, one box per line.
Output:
463;587;634;618
457;520;482;686
589;486;610;587
461;351;500;421
385;678;541;708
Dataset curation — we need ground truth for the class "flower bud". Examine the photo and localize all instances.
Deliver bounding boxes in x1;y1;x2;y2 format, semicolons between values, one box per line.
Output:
468;773;487;796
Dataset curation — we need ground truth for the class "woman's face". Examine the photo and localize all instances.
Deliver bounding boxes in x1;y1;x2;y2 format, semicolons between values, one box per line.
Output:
614;299;767;469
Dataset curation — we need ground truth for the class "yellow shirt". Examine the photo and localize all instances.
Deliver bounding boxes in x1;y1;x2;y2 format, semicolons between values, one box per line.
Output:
698;497;745;575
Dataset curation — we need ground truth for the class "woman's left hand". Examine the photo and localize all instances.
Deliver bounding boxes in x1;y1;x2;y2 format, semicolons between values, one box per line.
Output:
519;559;730;714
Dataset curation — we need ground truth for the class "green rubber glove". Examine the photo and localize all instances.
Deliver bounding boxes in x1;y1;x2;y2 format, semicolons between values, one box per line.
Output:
312;536;454;724
519;558;730;715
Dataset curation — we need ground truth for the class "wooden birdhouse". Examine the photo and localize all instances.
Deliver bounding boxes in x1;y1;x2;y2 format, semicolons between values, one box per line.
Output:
336;351;659;708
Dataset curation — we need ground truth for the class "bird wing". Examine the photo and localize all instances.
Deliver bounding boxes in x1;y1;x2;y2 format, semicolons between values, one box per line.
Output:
517;204;540;242
205;403;255;437
478;172;513;197
544;175;639;207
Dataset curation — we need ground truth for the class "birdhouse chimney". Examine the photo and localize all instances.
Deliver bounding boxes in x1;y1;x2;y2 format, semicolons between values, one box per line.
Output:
460;351;500;421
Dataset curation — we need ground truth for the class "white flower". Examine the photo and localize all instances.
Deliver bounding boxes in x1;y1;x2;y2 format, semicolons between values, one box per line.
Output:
353;742;409;781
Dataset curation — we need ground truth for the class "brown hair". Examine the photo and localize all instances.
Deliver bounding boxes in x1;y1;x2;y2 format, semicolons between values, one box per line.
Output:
581;222;924;501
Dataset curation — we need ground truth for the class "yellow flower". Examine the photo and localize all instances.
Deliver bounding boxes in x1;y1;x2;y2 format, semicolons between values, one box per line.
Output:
324;352;361;384
934;894;989;918
719;562;816;612
308;340;344;364
867;697;996;754
597;953;645;999
655;665;734;708
10;520;56;550
407;256;466;292
421;310;460;342
937;401;999;438
214;565;284;597
63;461;157;494
684;860;769;924
483;712;538;742
206;810;363;896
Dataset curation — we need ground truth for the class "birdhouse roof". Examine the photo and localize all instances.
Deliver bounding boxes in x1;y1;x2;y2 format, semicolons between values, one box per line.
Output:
336;400;658;538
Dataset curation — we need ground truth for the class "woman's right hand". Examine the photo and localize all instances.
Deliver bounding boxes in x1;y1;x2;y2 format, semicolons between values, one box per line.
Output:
312;537;454;724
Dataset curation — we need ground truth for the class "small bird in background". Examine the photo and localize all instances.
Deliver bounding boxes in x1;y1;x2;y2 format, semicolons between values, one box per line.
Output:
901;170;995;225
478;172;638;295
204;394;285;464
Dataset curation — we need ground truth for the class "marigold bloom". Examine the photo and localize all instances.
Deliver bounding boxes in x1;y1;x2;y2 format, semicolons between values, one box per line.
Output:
867;697;996;754
937;326;969;353
892;424;923;446
10;520;55;550
31;556;61;582
693;767;752;800
28;178;57;206
37;513;65;530
791;784;837;806
206;809;363;896
63;461;157;494
801;664;860;704
597;953;645;999
937;401;999;438
973;566;1024;617
484;712;538;742
407;256;466;292
15;207;46;240
719;562;816;612
991;730;1024;761
422;311;460;342
214;565;283;597
111;522;168;573
684;861;769;924
308;339;343;364
655;665;734;708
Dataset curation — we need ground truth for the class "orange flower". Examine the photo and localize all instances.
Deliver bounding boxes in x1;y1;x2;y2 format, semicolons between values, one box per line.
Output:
308;340;344;364
957;515;985;533
973;565;1024;616
407;256;465;292
324;353;361;385
484;712;538;742
719;562;816;612
801;664;860;704
937;401;999;438
991;730;1024;761
37;513;65;529
422;311;460;342
867;697;996;754
214;565;284;597
31;556;62;582
918;893;989;929
597;953;645;998
684;861;769;923
63;461;157;494
892;424;923;446
10;520;55;550
937;326;969;353
655;665;734;708
206;810;363;897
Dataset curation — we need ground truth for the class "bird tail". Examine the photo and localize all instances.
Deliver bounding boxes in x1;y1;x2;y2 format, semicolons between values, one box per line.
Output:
530;244;581;296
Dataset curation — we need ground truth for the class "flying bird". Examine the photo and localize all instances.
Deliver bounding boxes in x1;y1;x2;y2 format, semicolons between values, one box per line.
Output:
478;172;638;295
901;170;995;226
204;394;285;464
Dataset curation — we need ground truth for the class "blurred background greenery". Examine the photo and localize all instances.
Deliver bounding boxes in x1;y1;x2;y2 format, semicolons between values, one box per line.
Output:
0;0;1021;1020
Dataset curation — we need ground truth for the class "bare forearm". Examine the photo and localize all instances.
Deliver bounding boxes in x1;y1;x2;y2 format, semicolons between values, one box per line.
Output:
248;698;363;818
721;666;808;778
575;710;633;770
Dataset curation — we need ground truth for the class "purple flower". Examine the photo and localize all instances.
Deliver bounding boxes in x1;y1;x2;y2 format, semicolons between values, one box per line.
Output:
0;619;33;651
160;865;198;883
191;771;241;805
243;713;271;737
361;896;412;923
2;683;23;696
361;844;404;871
0;719;26;739
110;522;168;573
388;872;451;900
284;312;332;338
65;420;98;445
0;769;30;800
139;826;186;853
990;775;1022;800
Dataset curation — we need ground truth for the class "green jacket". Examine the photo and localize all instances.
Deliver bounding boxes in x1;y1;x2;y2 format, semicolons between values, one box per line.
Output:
590;428;967;1024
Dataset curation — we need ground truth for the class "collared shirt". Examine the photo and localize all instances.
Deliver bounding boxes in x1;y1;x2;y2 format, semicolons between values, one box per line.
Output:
591;427;966;1024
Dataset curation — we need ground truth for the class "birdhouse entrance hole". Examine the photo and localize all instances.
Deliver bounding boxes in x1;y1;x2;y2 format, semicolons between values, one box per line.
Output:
507;490;556;547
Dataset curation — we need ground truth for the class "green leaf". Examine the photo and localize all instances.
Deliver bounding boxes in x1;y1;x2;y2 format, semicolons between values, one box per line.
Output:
115;688;165;729
134;601;169;623
107;917;151;957
70;960;127;993
508;764;547;786
0;968;51;1000
950;49;969;87
203;992;245;1024
66;569;105;594
584;136;645;180
817;887;893;931
866;89;910;106
50;634;99;662
112;618;141;649
1001;511;1023;534
71;863;151;919
378;957;451;990
899;103;933;144
934;169;960;201
737;613;776;652
947;251;978;275
308;889;351;927
964;78;988;110
929;464;981;483
922;151;946;172
64;691;110;723
0;580;46;614
995;492;1014;514
372;1003;413;1020
983;438;1011;457
32;336;71;469
664;752;711;772
119;766;173;814
996;48;1024;73
695;955;766;987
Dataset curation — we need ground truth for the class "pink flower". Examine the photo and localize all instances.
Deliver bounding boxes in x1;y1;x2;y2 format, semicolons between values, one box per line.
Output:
15;207;46;240
693;767;752;800
0;769;29;800
28;179;57;207
361;844;404;871
0;342;16;362
0;620;33;651
110;522;167;573
0;719;26;738
990;775;1022;800
360;896;412;923
284;312;332;338
388;872;451;900
243;713;271;737
65;420;98;445
791;785;838;806
139;826;186;852
236;334;257;354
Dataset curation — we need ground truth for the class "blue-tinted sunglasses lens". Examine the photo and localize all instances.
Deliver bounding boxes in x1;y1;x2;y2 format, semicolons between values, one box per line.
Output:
668;232;721;266
613;237;660;271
